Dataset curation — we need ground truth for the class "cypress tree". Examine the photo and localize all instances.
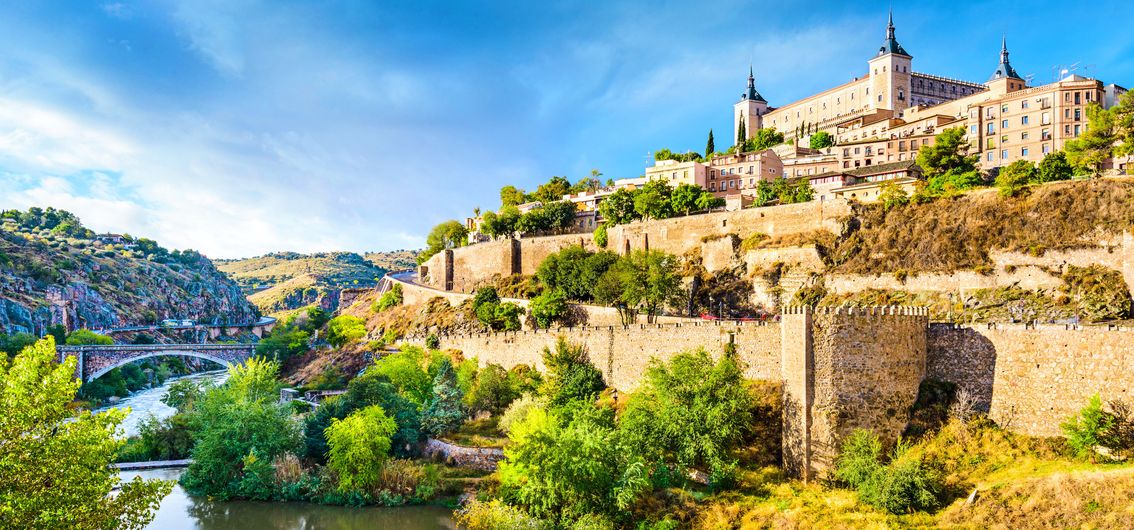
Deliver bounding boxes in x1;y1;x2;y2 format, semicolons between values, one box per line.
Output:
421;358;465;437
706;129;715;157
737;115;746;145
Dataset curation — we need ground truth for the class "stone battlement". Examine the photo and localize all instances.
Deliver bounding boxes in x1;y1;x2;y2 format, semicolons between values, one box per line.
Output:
781;305;930;316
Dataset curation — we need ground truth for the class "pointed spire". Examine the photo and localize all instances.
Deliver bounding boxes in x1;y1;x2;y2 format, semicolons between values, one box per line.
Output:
988;36;1022;82
741;65;766;103
877;9;909;57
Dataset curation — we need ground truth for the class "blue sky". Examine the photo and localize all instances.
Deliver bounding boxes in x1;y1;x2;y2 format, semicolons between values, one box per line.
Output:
0;1;1130;258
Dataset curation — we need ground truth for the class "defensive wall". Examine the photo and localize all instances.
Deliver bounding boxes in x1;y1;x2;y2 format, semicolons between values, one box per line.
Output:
927;322;1134;437
403;304;1133;479
419;199;850;293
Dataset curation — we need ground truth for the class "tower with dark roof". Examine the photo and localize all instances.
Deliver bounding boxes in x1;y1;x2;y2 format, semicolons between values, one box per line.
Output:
986;37;1027;94
868;9;913;113
734;65;769;145
988;37;1022;81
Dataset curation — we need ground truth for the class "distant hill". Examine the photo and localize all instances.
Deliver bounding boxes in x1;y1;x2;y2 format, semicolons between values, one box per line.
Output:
216;250;418;315
0;207;258;336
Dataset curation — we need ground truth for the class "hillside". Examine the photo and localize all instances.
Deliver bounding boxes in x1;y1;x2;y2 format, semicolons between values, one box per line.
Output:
0;207;257;335
216;250;416;315
363;249;418;271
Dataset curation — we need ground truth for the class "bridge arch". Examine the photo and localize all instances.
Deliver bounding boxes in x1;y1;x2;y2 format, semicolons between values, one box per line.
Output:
84;351;236;382
59;344;254;383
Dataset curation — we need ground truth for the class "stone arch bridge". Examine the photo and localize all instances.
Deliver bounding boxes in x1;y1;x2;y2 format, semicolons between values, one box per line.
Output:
57;344;255;382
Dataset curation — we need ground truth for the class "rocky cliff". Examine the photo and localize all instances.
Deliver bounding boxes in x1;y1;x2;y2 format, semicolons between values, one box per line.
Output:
0;208;258;335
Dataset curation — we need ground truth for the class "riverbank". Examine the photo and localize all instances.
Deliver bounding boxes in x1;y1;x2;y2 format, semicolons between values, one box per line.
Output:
122;468;456;529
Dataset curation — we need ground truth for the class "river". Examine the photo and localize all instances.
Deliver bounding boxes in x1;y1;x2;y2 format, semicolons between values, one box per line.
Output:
108;373;456;529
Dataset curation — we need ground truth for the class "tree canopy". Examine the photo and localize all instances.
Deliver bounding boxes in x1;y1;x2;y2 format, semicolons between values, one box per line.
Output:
0;337;172;529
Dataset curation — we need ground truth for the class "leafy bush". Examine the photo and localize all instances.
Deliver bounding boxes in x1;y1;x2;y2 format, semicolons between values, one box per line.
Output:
530;289;568;328
995;160;1037;197
467;363;520;415
373;283;404;312
618;349;753;480
303;369;421;463
541;338;605;408
1061;393;1118;460
326;315;367;347
64;329;113;345
425;333;440;349
835;430;941;514
594;225;608;248
500;394;544;434
455;499;546;530
181;359;303;499
325;405;397;491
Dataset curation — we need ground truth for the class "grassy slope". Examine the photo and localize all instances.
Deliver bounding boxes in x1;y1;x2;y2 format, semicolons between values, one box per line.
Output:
217;251;418;315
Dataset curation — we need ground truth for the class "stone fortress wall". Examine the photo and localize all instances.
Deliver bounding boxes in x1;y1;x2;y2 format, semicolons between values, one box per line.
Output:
396;267;1134;478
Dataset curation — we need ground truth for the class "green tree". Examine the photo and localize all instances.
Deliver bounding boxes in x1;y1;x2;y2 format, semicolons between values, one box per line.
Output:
540;337;606;408
500;185;526;208
181;359;302;499
536;246;618;302
1113;90;1134;158
542;200;578;232
633;179;673;221
916;127;979;179
695;189;725;211
747;128;785;151
417;220;469;264
810;130;834;149
535;176;572;203
0;337;172;529
421;358;465;437
618;349;753;479
669;183;703;216
878;180;910;210
736;115;746;145
326;315;366;347
304;366;421;462
597;188;639;226
162;378;209;413
466;363;519;415
705;129;715;157
374;283;403;312
64;329;113;345
497;402;646;522
1061;393;1118;460
1035;151;1074;183
531;288;568;329
325;405;397;491
598;251;681;324
995;159;1038;197
1065;104;1117;176
752;179;776;207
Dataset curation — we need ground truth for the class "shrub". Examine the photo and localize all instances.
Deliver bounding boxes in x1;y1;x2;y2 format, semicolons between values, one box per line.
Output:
531;289;568;329
500;394;544;434
455;499;546;530
594;225;608;248
835;430;940;514
64;329;113;345
1061;393;1118;460
467;363;519;415
425;333;440;349
325;405;397;492
326;315;366;347
995;160;1037;197
373;283;404;313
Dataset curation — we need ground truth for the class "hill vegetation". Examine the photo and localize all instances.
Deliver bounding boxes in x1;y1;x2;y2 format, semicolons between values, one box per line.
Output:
0;207;257;336
215;250;417;315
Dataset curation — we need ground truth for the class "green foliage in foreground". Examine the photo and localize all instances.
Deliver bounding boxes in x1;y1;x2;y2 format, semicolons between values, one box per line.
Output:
835;430;941;514
0;337;172;529
325;405;397;491
181;358;302;500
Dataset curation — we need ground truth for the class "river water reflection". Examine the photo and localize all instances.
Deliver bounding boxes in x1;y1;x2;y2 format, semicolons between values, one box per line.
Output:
125;469;456;530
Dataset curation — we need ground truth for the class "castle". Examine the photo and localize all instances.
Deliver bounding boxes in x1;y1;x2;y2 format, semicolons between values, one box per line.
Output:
642;11;1130;208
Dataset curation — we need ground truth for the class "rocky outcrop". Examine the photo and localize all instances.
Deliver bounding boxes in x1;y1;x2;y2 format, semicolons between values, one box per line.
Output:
0;225;257;335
